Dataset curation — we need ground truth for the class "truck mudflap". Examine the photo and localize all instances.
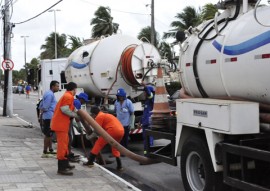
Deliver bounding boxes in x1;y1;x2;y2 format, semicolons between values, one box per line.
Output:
222;137;270;191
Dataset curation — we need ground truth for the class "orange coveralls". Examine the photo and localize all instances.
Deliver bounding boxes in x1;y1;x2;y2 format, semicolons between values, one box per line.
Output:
91;111;124;157
51;91;75;160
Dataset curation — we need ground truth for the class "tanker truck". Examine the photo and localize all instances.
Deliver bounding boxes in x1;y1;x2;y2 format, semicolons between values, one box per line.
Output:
142;0;270;190
37;35;174;141
64;34;175;136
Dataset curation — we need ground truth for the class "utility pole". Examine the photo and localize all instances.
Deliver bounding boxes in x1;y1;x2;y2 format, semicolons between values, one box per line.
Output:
48;9;60;59
150;0;156;46
2;0;13;116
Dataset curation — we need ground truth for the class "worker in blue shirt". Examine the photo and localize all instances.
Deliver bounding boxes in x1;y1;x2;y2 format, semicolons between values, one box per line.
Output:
140;82;155;154
114;88;134;149
39;80;60;158
73;92;89;111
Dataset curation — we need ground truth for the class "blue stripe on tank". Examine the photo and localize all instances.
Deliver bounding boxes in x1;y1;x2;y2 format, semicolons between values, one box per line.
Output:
212;30;270;55
71;61;88;69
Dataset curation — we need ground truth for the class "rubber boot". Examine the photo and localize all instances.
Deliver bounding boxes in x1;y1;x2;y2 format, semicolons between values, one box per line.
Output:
57;160;73;176
83;153;96;167
116;157;123;171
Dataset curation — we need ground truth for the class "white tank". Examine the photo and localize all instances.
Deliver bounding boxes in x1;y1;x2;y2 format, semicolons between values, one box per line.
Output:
65;35;160;98
179;3;270;103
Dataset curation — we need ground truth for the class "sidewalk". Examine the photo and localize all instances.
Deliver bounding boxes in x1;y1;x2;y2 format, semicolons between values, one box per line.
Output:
0;115;139;191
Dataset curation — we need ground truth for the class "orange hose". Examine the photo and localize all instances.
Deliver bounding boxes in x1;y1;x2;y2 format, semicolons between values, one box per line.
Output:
121;47;140;86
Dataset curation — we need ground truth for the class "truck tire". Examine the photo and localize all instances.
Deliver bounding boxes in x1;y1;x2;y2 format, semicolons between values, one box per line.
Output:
181;136;225;191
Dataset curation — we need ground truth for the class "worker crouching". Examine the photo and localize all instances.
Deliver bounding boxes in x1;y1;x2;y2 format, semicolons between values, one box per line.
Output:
84;106;124;171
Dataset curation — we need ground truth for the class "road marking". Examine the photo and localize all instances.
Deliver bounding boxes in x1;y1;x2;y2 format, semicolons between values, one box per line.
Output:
97;164;141;191
0;106;33;127
80;157;141;191
15;115;32;126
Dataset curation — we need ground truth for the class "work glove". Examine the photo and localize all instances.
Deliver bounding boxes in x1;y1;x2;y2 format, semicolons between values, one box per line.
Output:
76;123;83;134
73;120;83;134
129;114;135;130
86;131;98;141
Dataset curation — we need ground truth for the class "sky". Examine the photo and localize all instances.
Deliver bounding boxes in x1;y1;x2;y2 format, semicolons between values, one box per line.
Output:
6;0;218;70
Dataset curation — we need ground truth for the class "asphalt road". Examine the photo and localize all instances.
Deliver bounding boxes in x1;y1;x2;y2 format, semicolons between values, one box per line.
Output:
0;91;184;191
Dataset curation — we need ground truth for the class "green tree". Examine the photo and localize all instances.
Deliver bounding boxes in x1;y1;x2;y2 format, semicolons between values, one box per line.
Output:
40;32;69;59
68;35;83;53
0;69;3;81
90;6;119;38
25;58;39;86
163;6;201;39
158;41;173;62
201;3;218;20
137;26;159;47
12;69;26;85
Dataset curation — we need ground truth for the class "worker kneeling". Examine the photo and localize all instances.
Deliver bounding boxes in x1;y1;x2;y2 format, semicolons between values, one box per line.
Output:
84;106;124;171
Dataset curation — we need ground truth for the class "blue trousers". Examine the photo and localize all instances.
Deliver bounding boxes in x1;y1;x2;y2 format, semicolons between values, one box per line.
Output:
120;126;130;149
142;125;153;150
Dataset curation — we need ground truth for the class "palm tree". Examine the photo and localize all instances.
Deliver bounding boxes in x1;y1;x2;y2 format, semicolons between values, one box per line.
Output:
201;3;218;21
158;42;173;62
90;6;119;38
68;35;83;52
40;32;69;59
137;26;159;47
163;6;201;39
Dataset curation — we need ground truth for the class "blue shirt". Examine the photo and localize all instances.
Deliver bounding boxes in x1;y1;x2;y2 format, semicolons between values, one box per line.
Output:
114;99;134;126
40;90;57;119
26;85;31;91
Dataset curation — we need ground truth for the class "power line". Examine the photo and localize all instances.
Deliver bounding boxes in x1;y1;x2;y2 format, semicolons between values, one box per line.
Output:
13;0;63;25
79;0;149;16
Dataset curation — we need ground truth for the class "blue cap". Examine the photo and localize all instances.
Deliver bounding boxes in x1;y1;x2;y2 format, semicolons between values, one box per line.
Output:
116;88;126;97
76;92;90;102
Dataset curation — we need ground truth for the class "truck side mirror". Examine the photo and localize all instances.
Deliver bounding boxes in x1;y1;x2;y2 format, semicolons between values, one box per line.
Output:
175;31;186;43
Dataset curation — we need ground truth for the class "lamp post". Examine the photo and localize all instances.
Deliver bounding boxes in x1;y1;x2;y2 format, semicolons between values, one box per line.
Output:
21;36;29;83
48;9;60;59
21;36;29;68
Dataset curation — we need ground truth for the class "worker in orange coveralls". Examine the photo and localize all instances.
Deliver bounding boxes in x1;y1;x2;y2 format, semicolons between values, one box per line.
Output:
51;82;78;176
83;106;124;171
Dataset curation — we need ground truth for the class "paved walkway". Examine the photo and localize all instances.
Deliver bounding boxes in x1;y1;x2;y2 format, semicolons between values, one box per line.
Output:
0;115;139;191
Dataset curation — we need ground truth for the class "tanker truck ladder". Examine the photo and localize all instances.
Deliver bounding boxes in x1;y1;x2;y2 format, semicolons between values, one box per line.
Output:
222;136;270;191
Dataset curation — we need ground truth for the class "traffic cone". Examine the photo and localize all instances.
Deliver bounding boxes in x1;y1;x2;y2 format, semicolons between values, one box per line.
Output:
151;66;171;129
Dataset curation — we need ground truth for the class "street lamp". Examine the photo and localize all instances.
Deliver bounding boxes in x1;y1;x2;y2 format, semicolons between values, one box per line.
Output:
21;35;29;67
48;9;60;59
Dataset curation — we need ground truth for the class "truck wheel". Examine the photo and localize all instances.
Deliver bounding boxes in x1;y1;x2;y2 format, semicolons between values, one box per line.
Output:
181;136;219;191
